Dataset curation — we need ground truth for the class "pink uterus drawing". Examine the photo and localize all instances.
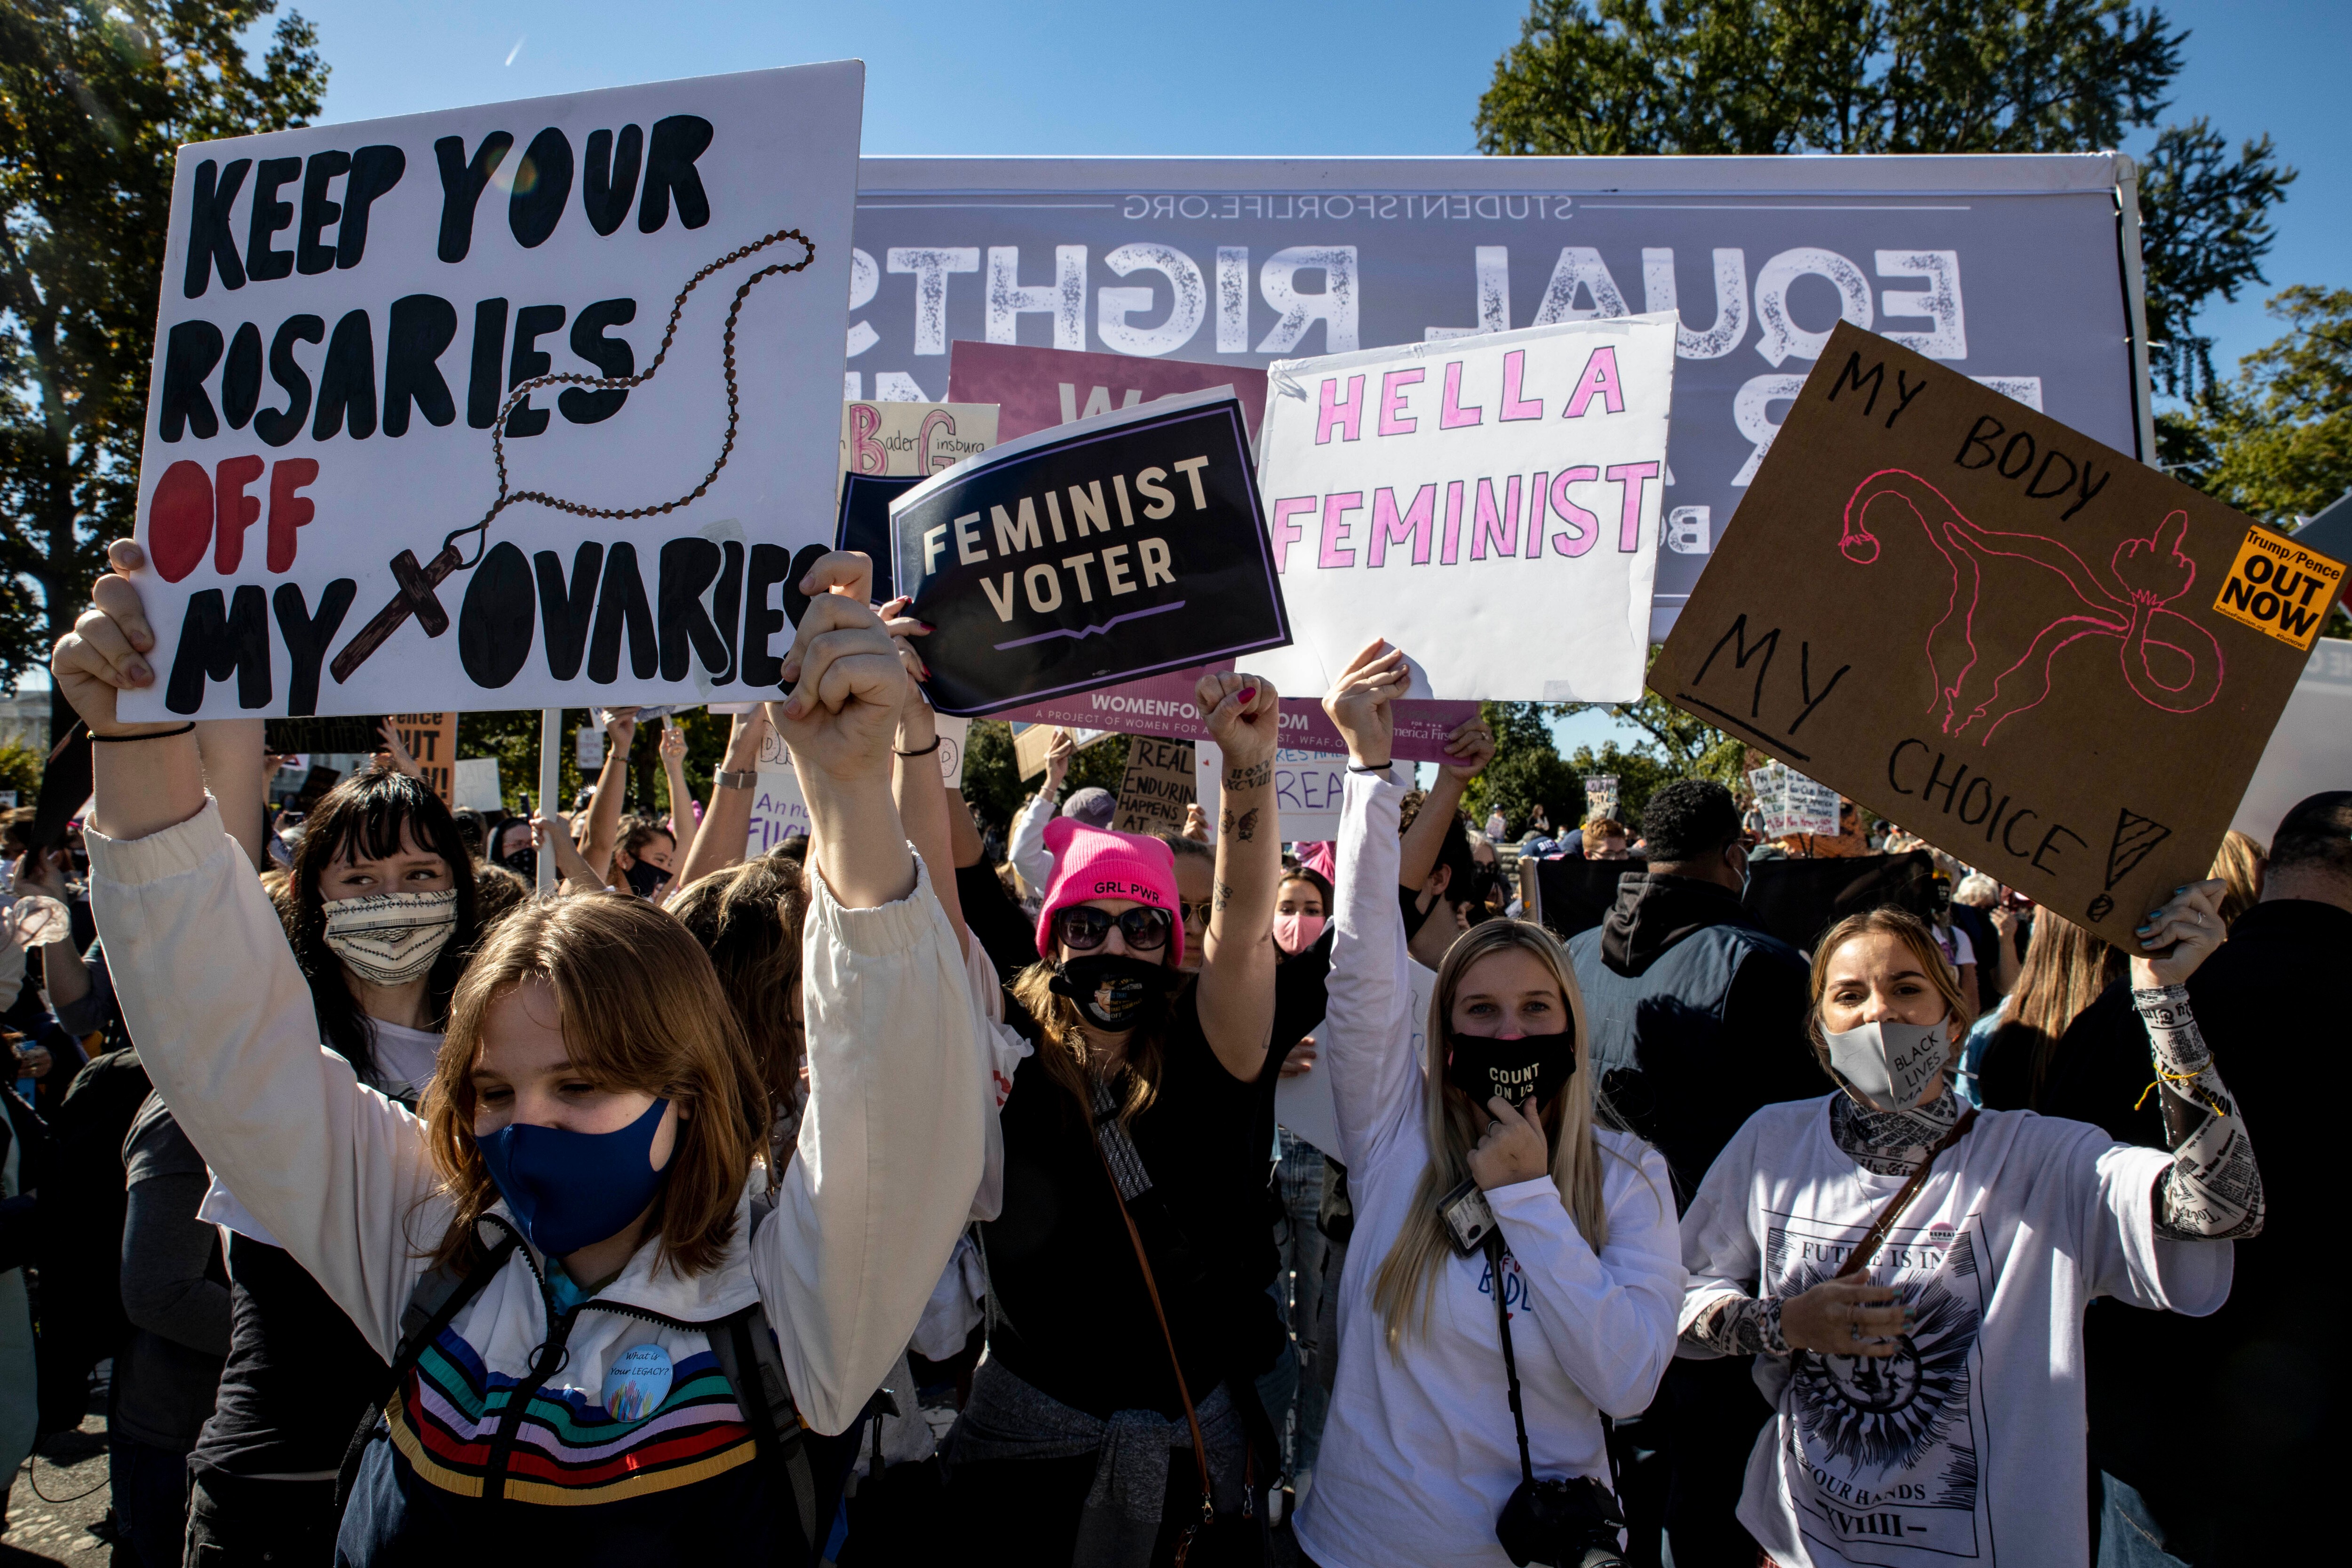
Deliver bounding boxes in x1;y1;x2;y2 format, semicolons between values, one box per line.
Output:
1837;470;2225;744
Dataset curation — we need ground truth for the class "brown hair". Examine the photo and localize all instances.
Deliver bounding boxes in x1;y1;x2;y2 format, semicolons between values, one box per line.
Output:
617;815;675;866
1983;911;2123;1109
1806;907;1969;1084
2209;829;2266;929
667;852;809;1119
421;893;766;1277
1009;958;1171;1126
1370;918;1634;1352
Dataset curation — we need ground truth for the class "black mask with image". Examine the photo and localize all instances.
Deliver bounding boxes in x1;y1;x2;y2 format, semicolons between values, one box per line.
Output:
1049;953;1176;1029
1444;1029;1575;1108
623;860;673;899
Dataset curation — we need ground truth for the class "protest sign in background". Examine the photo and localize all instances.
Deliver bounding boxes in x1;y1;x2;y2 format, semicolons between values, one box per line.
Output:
1583;774;1619;821
1780;773;1842;837
850;154;2147;636
389;712;454;802
1242;316;1673;703
126;63;864;719
451;757;503;811
894;389;1288;715
2231;636;2351;842
1001;665;1478;765
264;715;378;753
1112;736;1196;836
835;401;998;601
1654;322;2339;945
948;342;1269;443
1194;740;1347;844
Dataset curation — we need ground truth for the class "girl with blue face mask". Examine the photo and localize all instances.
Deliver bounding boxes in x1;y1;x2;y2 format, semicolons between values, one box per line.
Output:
55;545;990;1566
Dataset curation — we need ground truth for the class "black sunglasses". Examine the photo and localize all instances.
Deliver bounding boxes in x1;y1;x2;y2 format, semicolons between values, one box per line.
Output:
1055;904;1174;952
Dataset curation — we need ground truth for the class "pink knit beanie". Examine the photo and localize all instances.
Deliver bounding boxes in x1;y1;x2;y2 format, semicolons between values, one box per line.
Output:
1034;817;1184;968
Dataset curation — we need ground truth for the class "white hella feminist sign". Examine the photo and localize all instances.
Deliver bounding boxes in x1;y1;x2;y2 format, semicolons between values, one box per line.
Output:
1242;315;1675;705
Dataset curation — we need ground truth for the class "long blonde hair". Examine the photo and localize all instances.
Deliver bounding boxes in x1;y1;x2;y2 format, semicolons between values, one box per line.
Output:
1371;918;1615;1353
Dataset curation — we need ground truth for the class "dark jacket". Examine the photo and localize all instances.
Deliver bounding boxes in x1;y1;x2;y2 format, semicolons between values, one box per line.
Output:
1567;873;1815;1211
2042;896;2349;1567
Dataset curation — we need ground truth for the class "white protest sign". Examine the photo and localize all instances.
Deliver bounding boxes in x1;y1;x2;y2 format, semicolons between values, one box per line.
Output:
747;728;812;856
1781;772;1843;837
1240;315;1675;703
1748;763;1794;837
452;757;503;811
1195;740;1349;844
1276;1060;1341;1155
577;727;606;770
2232;636;2352;841
123;63;865;719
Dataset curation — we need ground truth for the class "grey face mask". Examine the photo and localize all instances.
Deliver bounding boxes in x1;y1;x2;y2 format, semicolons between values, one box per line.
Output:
1822;1015;1950;1110
323;888;458;987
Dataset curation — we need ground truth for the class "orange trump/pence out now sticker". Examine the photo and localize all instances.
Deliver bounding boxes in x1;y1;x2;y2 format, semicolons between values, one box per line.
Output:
2211;526;2345;651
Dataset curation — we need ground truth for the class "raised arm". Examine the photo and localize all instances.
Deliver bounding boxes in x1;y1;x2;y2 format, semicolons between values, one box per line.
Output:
670;708;769;890
657;721;699;874
1320;640;1422;1168
581;708;637;877
56;542;445;1358
1195;671;1284;1079
2130;878;2263;1241
755;550;985;1432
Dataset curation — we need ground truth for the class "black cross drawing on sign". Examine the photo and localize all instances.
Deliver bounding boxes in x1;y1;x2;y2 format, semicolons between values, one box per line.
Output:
328;545;465;686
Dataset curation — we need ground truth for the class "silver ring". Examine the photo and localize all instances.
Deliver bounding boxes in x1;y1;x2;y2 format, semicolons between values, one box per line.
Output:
1488;1119;1503;1135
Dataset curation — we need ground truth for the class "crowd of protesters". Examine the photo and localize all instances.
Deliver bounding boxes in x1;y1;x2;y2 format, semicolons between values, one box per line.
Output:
0;539;2329;1568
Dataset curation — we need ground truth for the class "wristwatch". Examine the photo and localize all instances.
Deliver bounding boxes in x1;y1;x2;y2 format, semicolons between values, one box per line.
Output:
714;767;758;791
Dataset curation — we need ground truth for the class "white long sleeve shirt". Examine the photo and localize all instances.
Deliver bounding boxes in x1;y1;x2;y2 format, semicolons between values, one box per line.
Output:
1007;790;1057;901
1294;771;1684;1568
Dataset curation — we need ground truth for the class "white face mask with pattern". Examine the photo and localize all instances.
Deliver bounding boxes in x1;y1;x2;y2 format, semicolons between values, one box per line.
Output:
322;889;457;987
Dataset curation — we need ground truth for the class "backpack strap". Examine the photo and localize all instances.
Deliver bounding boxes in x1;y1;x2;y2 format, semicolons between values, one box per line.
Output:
334;1231;520;1512
706;1302;819;1552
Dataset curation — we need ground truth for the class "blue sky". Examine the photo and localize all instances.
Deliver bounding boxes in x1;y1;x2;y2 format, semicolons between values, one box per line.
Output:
228;0;2348;756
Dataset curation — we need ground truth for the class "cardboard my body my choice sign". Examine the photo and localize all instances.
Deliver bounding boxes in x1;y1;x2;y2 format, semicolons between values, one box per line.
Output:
1655;321;2342;946
1241;315;1675;704
894;388;1289;716
124;64;864;719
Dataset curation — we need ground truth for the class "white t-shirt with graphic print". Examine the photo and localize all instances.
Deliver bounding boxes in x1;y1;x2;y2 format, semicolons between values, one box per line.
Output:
1679;1096;2232;1568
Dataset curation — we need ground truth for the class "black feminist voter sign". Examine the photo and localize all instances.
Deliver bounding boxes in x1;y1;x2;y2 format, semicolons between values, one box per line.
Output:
120;64;864;720
1653;320;2339;949
894;388;1290;716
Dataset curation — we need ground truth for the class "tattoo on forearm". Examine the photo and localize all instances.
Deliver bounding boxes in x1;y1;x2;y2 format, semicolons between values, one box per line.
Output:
1224;760;1272;791
1219;808;1235;836
1236;807;1261;843
1213;880;1234;913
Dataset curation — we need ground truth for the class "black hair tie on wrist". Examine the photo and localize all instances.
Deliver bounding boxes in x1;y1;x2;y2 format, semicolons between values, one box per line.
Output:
893;736;943;757
92;722;196;743
1347;760;1394;774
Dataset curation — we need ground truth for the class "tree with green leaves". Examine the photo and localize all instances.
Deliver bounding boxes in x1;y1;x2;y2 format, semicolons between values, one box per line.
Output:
1477;0;2293;408
1;1;326;751
1462;700;1581;840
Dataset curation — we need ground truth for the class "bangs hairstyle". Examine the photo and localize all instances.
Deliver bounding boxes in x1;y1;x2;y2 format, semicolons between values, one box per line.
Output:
667;851;810;1119
421;893;766;1278
286;769;478;1086
1371;918;1625;1353
1804;907;1969;1084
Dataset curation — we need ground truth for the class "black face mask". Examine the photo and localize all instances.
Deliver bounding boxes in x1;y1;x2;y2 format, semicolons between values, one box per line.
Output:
623;860;673;899
498;844;537;882
1049;954;1176;1030
1399;883;1436;939
1444;1029;1575;1108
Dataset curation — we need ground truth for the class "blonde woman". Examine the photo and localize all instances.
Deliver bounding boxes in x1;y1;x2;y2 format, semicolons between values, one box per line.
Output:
1678;893;2257;1568
1295;641;1681;1568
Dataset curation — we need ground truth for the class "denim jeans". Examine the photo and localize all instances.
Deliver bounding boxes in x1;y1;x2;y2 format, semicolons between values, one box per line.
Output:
1263;1128;1331;1480
2098;1471;2194;1568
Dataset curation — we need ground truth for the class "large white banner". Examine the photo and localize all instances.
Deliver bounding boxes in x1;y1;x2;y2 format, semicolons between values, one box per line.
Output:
125;63;864;719
1241;316;1673;702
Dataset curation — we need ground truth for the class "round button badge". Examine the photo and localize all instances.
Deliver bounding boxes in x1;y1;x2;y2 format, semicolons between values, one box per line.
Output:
602;1342;674;1422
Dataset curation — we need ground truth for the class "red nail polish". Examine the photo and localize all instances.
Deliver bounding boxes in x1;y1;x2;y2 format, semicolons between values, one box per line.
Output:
1240;686;1257;704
